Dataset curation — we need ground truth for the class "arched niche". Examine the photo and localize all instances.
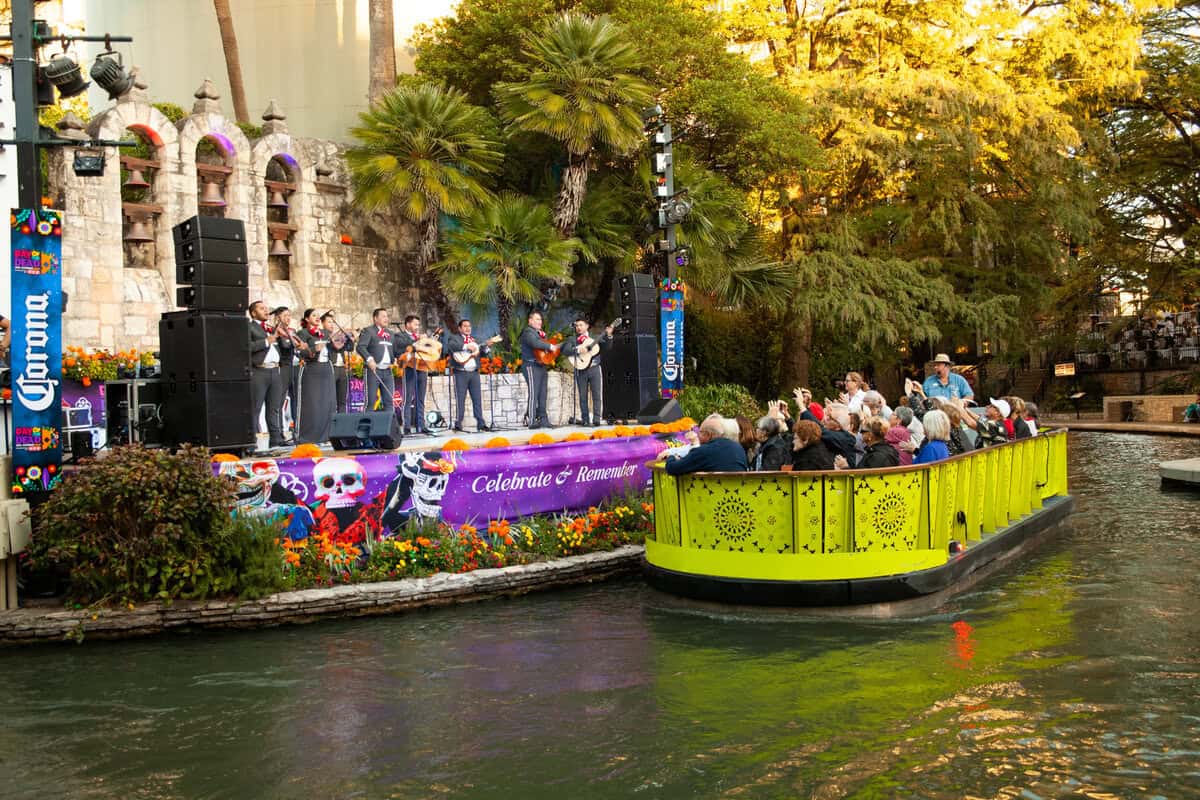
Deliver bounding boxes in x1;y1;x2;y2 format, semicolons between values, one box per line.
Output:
265;153;300;280
119;124;165;270
195;133;237;218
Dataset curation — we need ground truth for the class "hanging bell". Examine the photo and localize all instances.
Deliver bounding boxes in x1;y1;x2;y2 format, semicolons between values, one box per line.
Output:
198;178;226;207
269;236;292;257
123;168;150;190
124;216;154;243
268;189;289;208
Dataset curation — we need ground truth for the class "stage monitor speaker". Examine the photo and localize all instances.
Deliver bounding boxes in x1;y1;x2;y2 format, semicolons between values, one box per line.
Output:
330;412;403;451
177;285;249;312
619;299;657;320
602;372;659;421
636;397;683;425
176;260;249;287
617;285;657;305
159;312;251;381
617;273;655;290
162;379;254;449
616;316;656;336
174;236;248;264
608;334;658;377
172;215;246;245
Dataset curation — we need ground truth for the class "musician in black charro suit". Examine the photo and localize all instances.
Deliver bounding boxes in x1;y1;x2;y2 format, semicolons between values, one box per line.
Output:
561;317;614;426
295;308;335;444
445;318;493;432
519;310;557;428
395;315;433;435
322;312;354;413
248;300;288;447
356;307;397;414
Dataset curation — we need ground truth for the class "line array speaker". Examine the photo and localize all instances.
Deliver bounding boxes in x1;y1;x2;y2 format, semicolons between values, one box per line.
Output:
617;273;655;290
176;285;248;313
159;311;251;382
172;215;246;245
176;260;248;287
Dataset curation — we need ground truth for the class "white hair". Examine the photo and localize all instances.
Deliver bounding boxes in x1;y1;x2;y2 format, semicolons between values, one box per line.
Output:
922;409;951;442
863;390;884;408
721;418;740;440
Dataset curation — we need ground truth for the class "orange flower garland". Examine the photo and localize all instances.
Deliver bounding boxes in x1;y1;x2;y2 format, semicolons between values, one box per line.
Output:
529;432;555;445
211;453;240;463
591;429;616;439
561;432;590;443
289;443;323;458
441;438;471;451
484;436;511;448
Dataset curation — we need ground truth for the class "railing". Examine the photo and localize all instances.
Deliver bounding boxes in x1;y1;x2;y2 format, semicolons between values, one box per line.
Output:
646;430;1069;582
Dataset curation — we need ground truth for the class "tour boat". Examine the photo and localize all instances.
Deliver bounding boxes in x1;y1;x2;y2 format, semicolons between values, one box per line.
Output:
643;430;1072;612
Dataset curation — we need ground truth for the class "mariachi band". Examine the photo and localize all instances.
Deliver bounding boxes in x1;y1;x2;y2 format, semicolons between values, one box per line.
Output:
247;303;614;449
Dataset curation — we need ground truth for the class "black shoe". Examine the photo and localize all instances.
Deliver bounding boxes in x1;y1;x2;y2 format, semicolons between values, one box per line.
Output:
418;428;434;435
477;424;491;432
452;425;464;432
403;428;412;435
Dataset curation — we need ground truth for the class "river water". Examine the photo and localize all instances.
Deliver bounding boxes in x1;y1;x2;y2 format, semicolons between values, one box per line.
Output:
2;432;1198;799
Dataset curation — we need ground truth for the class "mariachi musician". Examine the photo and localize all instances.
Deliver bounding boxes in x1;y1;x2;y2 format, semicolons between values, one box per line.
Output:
445;318;498;432
561;317;614;427
519;310;558;429
247;300;288;448
321;311;355;414
356;307;396;414
395;315;441;435
295;308;335;444
272;306;303;435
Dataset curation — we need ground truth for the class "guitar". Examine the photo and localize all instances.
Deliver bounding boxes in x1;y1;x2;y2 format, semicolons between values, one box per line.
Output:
534;342;561;367
569;318;623;371
401;327;444;370
451;335;503;365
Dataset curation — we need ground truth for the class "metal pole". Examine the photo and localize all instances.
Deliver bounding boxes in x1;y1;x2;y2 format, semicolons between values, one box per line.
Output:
11;0;41;209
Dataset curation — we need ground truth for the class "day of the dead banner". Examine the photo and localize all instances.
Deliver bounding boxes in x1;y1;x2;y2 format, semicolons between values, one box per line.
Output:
660;279;684;397
214;435;671;544
10;209;64;493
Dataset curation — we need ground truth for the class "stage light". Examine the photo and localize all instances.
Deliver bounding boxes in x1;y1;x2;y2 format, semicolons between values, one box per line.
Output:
663;194;692;225
425;410;447;430
90;49;134;99
72;150;106;177
43;54;90;98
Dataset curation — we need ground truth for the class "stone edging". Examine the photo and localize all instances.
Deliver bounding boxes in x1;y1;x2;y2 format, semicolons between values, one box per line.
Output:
1045;422;1200;437
0;545;644;646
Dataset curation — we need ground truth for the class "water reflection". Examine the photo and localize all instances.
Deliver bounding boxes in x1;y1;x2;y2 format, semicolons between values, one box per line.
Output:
0;432;1198;798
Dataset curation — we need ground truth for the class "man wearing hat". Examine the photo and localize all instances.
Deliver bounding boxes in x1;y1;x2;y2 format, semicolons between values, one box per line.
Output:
922;353;975;402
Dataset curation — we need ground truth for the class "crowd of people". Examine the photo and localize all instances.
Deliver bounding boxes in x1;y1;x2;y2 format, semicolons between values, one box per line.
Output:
665;354;1042;475
1076;309;1200;370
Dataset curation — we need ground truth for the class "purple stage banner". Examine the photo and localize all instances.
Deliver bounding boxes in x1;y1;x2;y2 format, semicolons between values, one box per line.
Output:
214;435;670;545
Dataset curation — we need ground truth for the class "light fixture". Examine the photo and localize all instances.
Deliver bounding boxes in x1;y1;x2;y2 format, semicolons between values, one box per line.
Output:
43;54;90;98
72;150;106;177
90;49;134;99
198;178;226;207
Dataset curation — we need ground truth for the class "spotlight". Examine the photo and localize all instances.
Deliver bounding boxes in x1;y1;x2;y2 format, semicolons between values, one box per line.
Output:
662;193;692;226
673;248;690;268
72;149;106;177
90;49;134;99
43;54;90;98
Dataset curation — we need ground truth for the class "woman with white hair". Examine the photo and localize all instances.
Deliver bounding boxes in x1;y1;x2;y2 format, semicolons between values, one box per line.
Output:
862;389;892;420
752;416;791;471
914;409;951;465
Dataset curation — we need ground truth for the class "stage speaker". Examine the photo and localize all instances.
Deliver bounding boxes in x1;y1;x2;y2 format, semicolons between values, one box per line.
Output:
68;430;94;460
176;260;249;287
619;299;657;321
172;215;246;245
616;316;656;336
602;373;660;421
162;379;254;449
177;285;249;312
636;397;683;425
159;311;251;381
608;334;658;376
617;273;655;290
618;284;657;304
330;412;403;451
174;236;248;264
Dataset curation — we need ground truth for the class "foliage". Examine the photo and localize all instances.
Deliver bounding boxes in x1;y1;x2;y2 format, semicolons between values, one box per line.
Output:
677;383;762;421
62;347;156;385
152;102;187;123
279;528;362;588
28;446;284;604
235;121;263;140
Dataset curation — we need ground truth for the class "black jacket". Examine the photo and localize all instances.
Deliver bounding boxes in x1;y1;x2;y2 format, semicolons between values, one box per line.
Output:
753;434;791;471
792;442;835;471
665;438;748;475
356;325;397;366
948;426;974;455
561;330;611;368
328;330;355;368
821;429;857;463
248;320;276;367
856;441;900;469
520;326;556;366
445;332;492;372
296;326;329;365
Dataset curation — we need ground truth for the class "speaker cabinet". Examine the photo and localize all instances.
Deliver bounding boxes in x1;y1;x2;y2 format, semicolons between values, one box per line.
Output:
607;334;658;376
602;372;660;421
330;411;403;451
162;380;254;449
172;215;246;245
176;260;249;287
619;299;658;321
174;236;248;264
177;285;249;312
159;312;251;382
616;316;657;336
636;397;683;425
618;285;657;304
617;273;655;289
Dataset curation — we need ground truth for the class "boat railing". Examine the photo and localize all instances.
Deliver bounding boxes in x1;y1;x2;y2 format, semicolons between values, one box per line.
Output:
646;430;1069;581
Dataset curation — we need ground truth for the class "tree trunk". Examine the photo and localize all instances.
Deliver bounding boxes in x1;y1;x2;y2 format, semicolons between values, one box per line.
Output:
553;153;590;238
368;0;397;106
416;214;457;329
587;258;618;323
212;0;250;124
778;312;812;392
497;295;514;340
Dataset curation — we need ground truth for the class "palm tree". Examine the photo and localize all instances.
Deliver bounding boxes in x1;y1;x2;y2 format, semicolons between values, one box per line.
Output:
212;0;249;123
496;13;653;238
368;0;396;105
431;193;579;334
347;83;502;325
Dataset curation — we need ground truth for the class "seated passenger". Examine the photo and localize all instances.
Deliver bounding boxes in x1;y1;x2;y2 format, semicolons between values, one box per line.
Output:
1006;396;1031;440
1024;402;1041;435
665;416;748;474
791;420;835;471
820;406;858;464
892;404;924;448
914;409;952;464
942;403;977;454
885;420;913;466
853;417;900;469
862;390;893;421
735;415;757;460
752;416;791;471
955;397;1008;446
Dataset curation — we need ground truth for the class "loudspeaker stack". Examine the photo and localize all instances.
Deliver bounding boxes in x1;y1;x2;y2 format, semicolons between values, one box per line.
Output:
603;273;660;421
160;216;254;450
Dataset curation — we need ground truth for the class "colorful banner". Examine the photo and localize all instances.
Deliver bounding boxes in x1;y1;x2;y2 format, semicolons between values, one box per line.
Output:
10;209;64;493
660;278;684;396
214;435;670;544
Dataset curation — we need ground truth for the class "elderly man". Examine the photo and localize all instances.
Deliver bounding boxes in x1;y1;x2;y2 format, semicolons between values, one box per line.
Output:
862;389;893;420
954;397;1008;446
665;416;748;474
921;353;975;402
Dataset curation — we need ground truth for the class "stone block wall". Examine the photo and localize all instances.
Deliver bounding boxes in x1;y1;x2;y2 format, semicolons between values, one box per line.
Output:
426;373;586;428
1103;394;1196;423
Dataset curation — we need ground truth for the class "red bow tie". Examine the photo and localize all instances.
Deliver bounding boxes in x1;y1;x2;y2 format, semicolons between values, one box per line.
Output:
537;329;546;339
577;335;586;343
261;322;272;332
308;327;320;336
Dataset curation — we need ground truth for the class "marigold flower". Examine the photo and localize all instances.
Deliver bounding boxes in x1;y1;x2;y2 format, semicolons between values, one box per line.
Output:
529;432;554;445
289;443;323;458
441;438;471;451
484;436;511;449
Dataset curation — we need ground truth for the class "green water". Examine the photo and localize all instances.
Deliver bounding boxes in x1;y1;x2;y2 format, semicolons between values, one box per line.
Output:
2;431;1198;799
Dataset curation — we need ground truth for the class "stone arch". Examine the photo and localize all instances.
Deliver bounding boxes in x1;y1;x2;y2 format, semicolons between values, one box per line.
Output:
175;113;253;223
250;133;315;307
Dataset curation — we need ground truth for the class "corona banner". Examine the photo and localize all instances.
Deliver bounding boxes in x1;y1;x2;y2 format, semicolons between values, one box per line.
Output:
659;278;684;396
10;208;63;494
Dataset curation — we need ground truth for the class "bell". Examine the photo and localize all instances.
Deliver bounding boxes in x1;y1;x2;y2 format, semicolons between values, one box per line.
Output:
123;168;150;190
124;216;154;243
268;189;289;208
269;236;292;257
198;178;226;207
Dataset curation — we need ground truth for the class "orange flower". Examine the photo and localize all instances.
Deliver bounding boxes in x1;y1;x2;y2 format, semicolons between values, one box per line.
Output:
561;432;590;442
678;417;696;428
416;537;433;547
484;436;511;448
591;429;616;439
289;443;323;458
649;423;667;433
211;453;240;463
529;432;554;445
64;357;77;368
441;438;470;451
633;426;652;436
81;377;92;387
613;425;634;437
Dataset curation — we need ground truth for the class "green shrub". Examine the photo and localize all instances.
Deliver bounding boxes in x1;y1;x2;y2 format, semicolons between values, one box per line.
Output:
678;383;762;421
28;445;284;604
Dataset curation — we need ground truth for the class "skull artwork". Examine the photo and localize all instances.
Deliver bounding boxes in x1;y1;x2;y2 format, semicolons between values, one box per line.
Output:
400;452;453;518
312;458;367;509
220;459;281;509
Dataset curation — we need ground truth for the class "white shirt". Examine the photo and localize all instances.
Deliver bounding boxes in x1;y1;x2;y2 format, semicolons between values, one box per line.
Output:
263;342;280;367
377;338;393;368
846;389;865;414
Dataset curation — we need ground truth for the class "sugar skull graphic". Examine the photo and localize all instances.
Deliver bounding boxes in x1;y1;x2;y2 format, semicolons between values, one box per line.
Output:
309;457;383;546
219;458;315;540
381;451;455;534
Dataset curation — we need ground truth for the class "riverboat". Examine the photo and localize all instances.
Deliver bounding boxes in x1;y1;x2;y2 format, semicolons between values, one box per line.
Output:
643;430;1072;611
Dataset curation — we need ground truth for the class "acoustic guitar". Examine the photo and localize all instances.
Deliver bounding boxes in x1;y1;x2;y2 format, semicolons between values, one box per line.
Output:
534;342;561;367
451;335;503;365
569;318;623;371
401;327;444;370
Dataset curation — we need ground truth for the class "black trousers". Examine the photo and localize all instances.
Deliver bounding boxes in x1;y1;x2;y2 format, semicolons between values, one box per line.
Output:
333;365;349;413
575;364;603;424
404;367;427;431
523;364;549;427
279;361;298;431
251;365;284;444
453;369;486;428
365;367;396;414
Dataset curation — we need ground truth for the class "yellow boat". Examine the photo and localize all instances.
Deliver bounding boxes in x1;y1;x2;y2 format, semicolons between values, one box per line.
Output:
644;430;1072;611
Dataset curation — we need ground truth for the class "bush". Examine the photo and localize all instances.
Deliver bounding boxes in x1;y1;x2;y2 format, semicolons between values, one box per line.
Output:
678;383;762;421
29;445;285;604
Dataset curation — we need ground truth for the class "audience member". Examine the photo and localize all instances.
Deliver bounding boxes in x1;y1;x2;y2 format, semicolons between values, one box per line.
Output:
862;390;893;421
956;397;1008;446
942;403;976;454
665;416;748;474
841;372;867;413
915;409;952;464
792;420;835;471
919;353;974;401
885;421;914;466
752;417;791;471
820;405;858;463
1006;396;1031;440
734;415;757;459
1024;402;1040;435
853;417;900;469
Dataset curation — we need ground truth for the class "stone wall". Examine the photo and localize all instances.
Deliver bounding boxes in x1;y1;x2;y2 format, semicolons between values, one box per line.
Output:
426;372;587;428
1103;394;1196;423
47;77;425;352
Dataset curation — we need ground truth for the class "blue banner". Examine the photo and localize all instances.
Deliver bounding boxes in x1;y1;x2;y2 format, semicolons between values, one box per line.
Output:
10;208;64;494
660;278;684;396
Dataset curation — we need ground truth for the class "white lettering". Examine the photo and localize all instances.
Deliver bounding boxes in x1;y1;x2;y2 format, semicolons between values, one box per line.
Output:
662;319;681;382
15;292;59;412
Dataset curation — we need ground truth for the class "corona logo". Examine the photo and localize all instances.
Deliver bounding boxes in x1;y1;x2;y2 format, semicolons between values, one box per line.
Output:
15;291;59;412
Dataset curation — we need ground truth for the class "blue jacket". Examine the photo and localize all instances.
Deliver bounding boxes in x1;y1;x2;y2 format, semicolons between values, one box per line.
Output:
914;439;950;465
665;438;748;475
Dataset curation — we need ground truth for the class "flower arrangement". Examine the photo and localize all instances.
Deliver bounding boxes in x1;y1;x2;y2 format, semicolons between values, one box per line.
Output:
484;436;511;448
591;428;616;439
561;432;590;443
289;443;323;458
479;355;505;375
528;432;555;445
441;438;471;451
211;453;241;463
62;347;157;385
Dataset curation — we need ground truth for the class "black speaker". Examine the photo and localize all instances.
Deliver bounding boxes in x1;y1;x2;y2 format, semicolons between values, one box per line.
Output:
617;273;655;290
172;215;246;245
176;260;249;287
330;412;403;451
159;311;251;381
162;380;254;449
618;285;657;304
177;285;249;312
608;334;658;376
636;397;683;425
68;430;94;460
603;373;660;421
174;237;248;264
619;299;658;320
616;316;656;335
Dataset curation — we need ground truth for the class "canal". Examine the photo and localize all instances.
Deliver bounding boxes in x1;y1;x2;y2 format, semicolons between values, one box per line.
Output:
1;431;1198;798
